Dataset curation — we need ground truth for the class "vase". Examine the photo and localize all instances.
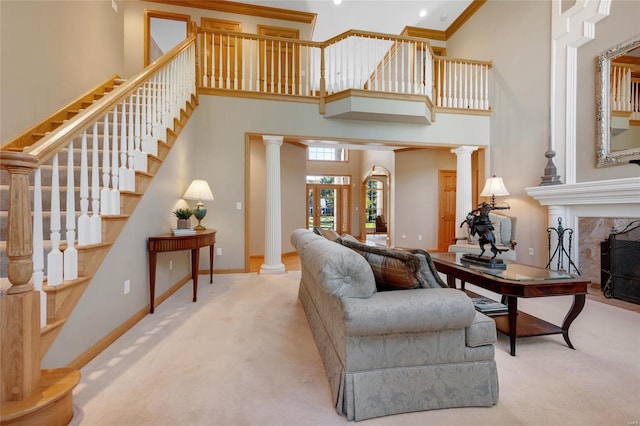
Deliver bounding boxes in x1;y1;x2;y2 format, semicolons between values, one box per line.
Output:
177;218;191;229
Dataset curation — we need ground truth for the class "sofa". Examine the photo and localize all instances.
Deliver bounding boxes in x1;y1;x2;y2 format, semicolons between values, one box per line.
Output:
291;229;499;421
448;212;517;261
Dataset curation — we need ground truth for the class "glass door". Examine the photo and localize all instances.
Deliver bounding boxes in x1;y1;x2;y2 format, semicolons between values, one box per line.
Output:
308;184;350;233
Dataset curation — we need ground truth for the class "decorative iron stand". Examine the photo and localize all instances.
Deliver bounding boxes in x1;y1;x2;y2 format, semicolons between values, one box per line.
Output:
546;218;580;275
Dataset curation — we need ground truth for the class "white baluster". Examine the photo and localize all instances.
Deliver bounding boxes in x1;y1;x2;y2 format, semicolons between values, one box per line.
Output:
119;99;130;191
64;140;77;281
90;121;102;244
484;64;489;109
155;73;167;143
128;94;136;187
143;82;158;156
100;113;111;215
47;153;63;286
474;64;479;109
78;130;90;245
111;104;121;215
134;88;147;172
32;167;46;327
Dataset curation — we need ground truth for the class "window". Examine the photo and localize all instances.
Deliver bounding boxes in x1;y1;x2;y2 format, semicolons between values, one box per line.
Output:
308;147;348;161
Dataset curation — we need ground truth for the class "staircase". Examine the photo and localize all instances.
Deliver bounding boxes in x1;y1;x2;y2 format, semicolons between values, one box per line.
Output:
0;35;198;425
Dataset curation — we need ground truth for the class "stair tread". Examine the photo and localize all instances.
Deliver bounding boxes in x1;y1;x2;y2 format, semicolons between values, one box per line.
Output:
0;368;80;421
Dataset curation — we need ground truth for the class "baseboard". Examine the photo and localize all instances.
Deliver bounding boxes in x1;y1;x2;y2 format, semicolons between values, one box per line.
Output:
66;274;191;370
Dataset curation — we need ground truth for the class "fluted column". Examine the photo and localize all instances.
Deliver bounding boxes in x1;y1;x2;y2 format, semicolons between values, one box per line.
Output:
451;146;478;238
260;135;285;274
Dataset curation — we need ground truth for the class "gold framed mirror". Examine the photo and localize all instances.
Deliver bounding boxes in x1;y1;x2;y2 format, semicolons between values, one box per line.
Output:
596;34;640;167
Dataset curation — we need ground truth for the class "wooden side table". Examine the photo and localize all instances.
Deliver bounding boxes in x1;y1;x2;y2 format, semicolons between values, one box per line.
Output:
147;229;216;313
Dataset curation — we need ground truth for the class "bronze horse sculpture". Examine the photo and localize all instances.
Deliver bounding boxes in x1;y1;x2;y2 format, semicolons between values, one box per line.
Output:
461;202;508;259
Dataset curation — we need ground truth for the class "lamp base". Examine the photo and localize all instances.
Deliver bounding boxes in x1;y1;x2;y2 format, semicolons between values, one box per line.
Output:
193;206;207;230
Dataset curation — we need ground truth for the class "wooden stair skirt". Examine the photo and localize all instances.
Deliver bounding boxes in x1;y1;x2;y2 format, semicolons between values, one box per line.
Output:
0;369;79;426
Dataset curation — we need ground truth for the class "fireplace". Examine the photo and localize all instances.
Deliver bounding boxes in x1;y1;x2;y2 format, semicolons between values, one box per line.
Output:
600;221;640;304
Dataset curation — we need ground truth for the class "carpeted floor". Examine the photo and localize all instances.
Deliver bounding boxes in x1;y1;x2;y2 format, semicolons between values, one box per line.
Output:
70;271;640;426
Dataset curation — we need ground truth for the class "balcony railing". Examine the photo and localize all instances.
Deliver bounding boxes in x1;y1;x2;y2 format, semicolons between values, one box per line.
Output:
197;28;492;112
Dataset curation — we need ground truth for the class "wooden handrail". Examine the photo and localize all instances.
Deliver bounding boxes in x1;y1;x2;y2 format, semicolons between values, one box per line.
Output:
25;34;197;165
434;55;493;68
0;75;122;152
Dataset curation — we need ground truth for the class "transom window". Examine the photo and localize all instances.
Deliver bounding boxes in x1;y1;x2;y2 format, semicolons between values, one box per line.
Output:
308;147;348;162
307;175;350;185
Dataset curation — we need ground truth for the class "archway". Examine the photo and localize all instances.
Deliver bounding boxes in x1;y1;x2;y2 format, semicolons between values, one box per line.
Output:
361;165;390;246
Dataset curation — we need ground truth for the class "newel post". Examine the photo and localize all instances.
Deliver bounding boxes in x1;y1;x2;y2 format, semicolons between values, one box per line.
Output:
0;151;41;402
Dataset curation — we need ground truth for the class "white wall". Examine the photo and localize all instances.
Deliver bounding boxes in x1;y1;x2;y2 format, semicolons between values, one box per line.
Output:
394;149;457;250
445;0;553;265
575;0;640;181
0;0;124;142
43;104;198;367
123;1;313;78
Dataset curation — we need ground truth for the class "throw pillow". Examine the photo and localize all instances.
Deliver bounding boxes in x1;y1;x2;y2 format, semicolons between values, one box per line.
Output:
340;239;422;291
320;228;341;242
339;233;360;244
409;249;447;288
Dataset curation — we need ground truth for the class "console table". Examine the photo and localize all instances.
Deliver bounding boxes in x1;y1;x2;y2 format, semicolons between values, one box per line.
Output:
148;229;216;313
430;252;589;356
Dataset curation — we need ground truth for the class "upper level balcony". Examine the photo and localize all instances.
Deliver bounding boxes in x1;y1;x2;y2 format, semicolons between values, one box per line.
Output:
194;27;492;144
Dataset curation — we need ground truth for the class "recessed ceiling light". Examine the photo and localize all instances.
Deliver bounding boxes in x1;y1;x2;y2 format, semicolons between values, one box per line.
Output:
419;9;427;18
333;0;342;5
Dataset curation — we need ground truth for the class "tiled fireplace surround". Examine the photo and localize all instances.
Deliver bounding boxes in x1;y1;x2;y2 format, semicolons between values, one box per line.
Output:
526;176;640;289
578;217;638;286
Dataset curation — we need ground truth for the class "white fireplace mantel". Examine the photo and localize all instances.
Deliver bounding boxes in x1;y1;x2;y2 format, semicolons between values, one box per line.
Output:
526;177;640;206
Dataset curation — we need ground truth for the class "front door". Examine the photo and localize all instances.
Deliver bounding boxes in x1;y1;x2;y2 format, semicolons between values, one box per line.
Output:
307;184;349;234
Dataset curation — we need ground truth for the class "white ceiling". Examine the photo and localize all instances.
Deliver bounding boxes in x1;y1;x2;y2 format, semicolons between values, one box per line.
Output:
236;0;474;41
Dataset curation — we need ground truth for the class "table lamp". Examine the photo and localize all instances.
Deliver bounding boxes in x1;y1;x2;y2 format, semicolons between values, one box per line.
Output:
480;175;509;207
183;179;214;230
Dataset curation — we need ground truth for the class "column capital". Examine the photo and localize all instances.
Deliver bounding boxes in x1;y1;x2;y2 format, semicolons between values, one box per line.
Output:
262;135;283;147
450;145;479;156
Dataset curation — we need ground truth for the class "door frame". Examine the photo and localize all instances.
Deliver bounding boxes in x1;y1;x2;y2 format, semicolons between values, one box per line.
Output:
144;10;190;67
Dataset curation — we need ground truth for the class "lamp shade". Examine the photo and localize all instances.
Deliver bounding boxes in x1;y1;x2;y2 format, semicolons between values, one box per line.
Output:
480;175;509;197
183;179;214;201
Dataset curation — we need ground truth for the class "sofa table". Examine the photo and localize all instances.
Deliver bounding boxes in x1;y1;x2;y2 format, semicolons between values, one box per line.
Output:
430;253;589;356
148;229;216;313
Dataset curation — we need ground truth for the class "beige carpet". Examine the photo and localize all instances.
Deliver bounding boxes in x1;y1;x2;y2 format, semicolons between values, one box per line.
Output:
70;271;640;426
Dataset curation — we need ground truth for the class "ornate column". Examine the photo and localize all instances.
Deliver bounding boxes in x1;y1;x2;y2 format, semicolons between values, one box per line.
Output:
260;135;285;274
451;146;478;238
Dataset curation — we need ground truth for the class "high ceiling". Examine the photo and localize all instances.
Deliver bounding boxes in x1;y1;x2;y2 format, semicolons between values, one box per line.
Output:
236;0;474;40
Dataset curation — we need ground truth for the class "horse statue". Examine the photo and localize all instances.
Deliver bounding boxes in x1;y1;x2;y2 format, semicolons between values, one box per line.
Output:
460;202;508;259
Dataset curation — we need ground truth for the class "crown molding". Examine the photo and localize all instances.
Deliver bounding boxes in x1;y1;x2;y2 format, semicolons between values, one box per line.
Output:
446;0;487;39
144;0;316;24
402;0;486;41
